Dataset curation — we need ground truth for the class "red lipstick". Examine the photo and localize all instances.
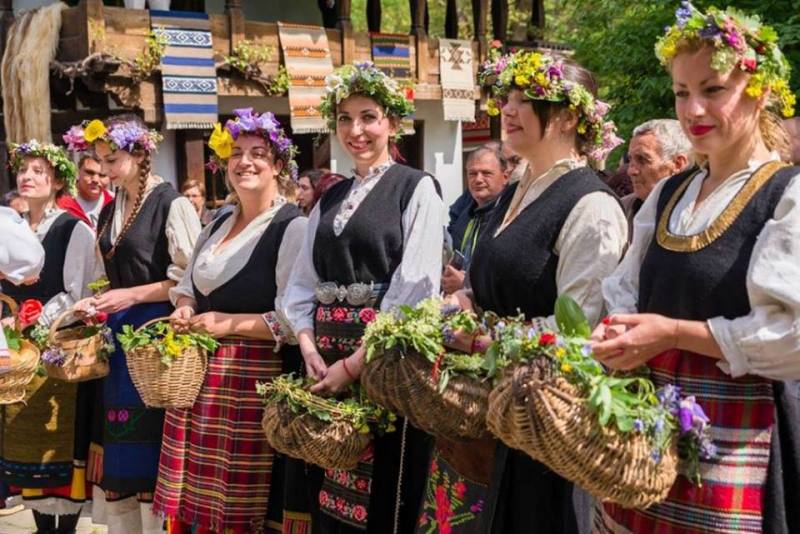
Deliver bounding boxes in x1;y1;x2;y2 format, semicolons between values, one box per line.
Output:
689;124;715;136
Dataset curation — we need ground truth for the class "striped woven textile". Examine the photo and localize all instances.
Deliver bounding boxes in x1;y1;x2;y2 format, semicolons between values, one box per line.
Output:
153;337;281;534
439;38;475;122
596;349;775;534
370;32;415;135
278;22;334;134
462;111;491;151
150;10;218;130
371;33;411;79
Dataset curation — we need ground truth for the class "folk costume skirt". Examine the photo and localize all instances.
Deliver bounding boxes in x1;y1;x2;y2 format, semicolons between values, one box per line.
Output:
0;374;93;514
312;301;431;533
596;349;776;533
87;301;172;500
153;337;282;534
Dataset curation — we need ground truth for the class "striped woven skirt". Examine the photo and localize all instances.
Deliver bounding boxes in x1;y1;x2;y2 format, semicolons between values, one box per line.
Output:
595;349;775;534
153;337;282;534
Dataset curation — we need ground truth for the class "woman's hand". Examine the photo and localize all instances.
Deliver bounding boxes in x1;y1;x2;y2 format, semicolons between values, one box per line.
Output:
591;313;679;371
188;311;233;338
301;347;328;381
92;288;139;314
590;318;627;343
310;358;355;395
171;305;196;333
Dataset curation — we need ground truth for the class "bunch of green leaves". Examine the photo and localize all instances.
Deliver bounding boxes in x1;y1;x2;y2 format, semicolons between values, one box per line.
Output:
224;40;274;72
87;277;110;295
257;374;397;435
130;28;168;82
118;321;218;367
363;298;487;392
2;322;49;351
2;325;22;352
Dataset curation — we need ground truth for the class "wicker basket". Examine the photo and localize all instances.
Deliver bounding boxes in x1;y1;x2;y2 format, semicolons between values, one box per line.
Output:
361;348;490;440
262;398;370;470
0;294;41;404
125;317;209;409
487;361;678;509
43;309;110;383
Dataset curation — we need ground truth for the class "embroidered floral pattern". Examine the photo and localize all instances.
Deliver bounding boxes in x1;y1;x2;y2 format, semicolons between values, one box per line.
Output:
316;335;362;354
418;455;485;534
319;446;374;528
316;306;377;325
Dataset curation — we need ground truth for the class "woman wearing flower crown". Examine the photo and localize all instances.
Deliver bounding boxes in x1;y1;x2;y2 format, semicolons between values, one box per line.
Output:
150;109;306;534
283;60;444;532
0;140;97;533
432;51;628;533
592;3;800;533
70;114;201;534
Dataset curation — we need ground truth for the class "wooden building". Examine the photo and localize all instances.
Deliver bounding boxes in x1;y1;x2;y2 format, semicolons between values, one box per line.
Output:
0;0;563;205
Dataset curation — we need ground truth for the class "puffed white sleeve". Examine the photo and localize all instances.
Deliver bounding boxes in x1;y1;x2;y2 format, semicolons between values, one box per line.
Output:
39;221;97;327
545;191;628;329
164;196;202;283
263;216;308;350
282;204;322;334
601;178;667;317
168;220;216;307
708;172;800;380
0;207;44;284
381;176;445;311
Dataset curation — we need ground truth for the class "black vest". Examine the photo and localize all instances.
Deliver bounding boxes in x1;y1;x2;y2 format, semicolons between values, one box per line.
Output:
1;212;80;304
638;164;795;320
193;203;302;314
312;163;431;285
98;183;180;289
470;167;614;318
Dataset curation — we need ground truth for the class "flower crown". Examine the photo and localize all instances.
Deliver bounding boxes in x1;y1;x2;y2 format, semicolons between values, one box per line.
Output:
63;119;163;154
8;140;77;196
319;61;415;133
207;108;299;182
656;2;795;117
479;50;623;161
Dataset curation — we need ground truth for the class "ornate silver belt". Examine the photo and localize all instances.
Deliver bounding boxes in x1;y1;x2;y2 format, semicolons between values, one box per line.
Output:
315;281;387;306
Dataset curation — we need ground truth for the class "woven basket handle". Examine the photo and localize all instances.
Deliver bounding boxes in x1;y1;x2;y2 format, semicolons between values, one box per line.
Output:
0;292;20;332
47;308;82;345
135;316;175;333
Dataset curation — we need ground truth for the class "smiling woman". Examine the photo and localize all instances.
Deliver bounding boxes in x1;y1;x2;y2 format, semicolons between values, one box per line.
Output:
282;61;444;533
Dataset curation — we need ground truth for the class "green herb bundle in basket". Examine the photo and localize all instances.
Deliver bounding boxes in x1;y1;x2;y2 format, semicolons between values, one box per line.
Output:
362;298;493;440
118;319;217;408
486;296;715;509
258;374;396;470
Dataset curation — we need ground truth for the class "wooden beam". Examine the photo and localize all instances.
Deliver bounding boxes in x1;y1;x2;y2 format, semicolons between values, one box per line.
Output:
409;0;429;35
84;0;106;56
471;0;488;39
367;0;381;33
338;0;355;65
226;0;245;50
409;0;428;81
530;0;545;31
444;0;458;39
490;0;507;41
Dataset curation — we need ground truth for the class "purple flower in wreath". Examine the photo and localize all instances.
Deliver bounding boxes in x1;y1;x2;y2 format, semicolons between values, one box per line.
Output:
225;119;242;140
107;409;117;422
118;409;130;423
234;107;257;131
257;111;279;132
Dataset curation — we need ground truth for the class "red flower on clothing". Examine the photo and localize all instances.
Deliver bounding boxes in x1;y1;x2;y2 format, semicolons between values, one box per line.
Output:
316;308;325;321
538;332;557;346
319;490;329;506
358;307;376;324
318;336;331;349
354;477;369;491
352;504;367;522
429;458;439;474
335;497;345;512
331;307;347;322
453;480;467;499
434;485;453;532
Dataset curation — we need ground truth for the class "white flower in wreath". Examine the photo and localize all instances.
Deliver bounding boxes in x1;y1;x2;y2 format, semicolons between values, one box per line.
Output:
325;74;343;92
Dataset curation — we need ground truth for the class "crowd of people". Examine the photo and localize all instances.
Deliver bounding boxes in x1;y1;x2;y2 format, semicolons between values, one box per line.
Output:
1;2;800;533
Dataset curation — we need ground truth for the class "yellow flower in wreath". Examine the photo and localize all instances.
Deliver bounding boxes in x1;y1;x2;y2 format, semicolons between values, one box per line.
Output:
209;123;234;160
83;120;107;143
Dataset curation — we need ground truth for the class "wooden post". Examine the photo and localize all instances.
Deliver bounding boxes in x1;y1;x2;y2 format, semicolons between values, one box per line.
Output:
83;0;106;57
176;130;207;190
471;0;488;62
490;0;507;42
530;0;545;30
225;0;245;50
410;0;428;82
337;0;355;65
444;0;458;38
367;0;381;33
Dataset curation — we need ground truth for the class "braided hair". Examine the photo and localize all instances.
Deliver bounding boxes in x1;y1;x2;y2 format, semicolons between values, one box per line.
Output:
96;114;154;259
